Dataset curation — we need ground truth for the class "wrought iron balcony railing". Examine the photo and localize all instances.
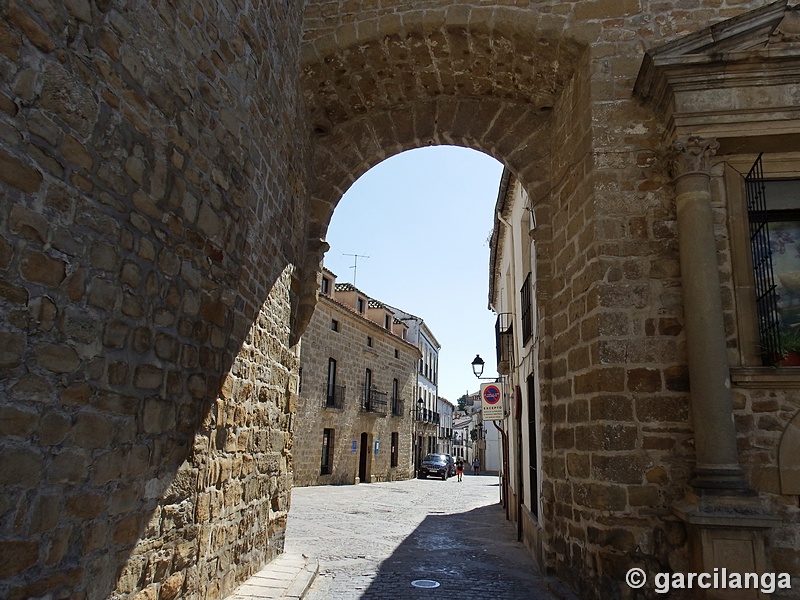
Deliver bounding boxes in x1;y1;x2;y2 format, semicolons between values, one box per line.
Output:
496;312;514;374
361;387;388;416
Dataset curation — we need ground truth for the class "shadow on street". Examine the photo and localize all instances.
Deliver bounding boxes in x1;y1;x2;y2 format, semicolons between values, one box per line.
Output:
359;502;549;599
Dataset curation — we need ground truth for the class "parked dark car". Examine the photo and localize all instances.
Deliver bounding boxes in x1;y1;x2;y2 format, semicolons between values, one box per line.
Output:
419;453;452;480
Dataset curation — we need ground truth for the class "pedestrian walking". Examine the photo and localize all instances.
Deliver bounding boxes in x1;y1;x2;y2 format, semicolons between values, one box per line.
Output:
472;457;480;475
456;457;464;481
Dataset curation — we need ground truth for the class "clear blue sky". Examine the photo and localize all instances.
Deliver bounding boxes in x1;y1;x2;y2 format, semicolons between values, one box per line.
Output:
323;146;504;403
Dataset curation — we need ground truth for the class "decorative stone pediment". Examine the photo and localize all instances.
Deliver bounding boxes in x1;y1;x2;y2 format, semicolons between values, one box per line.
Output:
634;0;800;153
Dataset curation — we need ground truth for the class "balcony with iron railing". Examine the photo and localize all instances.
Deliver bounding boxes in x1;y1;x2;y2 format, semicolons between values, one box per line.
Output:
322;384;345;410
361;387;388;416
495;312;514;375
417;409;442;424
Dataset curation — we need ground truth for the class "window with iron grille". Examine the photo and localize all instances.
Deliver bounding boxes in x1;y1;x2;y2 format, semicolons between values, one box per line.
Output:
520;271;533;345
745;154;800;365
321;428;334;475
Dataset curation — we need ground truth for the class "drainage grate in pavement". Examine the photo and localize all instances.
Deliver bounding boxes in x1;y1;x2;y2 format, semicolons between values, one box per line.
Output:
411;580;441;589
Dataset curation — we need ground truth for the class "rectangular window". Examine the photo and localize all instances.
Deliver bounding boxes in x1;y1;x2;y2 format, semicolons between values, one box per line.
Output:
321;428;334;475
367;336;373;347
520;271;533;345
390;432;399;467
331;319;339;331
326;358;337;407
745;155;800;365
321;277;330;295
357;297;365;313
385;314;391;329
364;368;372;410
391;378;402;416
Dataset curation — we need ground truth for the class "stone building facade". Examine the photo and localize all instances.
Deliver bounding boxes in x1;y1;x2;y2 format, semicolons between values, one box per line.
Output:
292;269;419;486
1;1;800;599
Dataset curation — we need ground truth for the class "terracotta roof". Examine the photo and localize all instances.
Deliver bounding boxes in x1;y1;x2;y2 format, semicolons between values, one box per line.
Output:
368;299;388;310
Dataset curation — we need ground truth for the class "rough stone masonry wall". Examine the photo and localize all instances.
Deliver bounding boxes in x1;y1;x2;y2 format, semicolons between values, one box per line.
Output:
540;14;696;598
0;2;309;599
299;2;795;598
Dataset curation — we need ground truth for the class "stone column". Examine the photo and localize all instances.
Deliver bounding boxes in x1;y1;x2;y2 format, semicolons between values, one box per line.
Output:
671;136;747;493
672;137;778;599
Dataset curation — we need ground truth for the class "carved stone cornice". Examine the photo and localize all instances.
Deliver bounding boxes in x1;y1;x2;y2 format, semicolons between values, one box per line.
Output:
671;136;720;179
770;6;800;44
634;2;800;149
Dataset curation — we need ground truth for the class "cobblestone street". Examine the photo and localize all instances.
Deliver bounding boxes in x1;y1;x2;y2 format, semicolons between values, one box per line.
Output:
283;475;557;599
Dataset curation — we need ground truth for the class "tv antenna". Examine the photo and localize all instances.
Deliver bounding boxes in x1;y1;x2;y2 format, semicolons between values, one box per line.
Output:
342;253;369;287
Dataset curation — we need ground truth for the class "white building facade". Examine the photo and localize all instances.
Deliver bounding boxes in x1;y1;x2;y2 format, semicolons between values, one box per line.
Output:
487;170;545;563
436;397;454;455
389;308;442;466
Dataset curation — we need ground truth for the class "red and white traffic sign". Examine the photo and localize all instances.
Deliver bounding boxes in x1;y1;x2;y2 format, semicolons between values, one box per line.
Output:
480;383;504;420
483;384;501;404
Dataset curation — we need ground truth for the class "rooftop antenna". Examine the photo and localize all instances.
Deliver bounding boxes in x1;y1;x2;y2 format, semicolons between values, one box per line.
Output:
342;253;369;287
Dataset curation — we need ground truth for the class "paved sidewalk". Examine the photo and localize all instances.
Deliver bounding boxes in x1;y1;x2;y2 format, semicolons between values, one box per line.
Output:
228;553;318;600
230;475;564;599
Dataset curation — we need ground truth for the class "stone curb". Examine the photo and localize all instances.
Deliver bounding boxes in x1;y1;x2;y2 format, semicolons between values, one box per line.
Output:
229;553;319;600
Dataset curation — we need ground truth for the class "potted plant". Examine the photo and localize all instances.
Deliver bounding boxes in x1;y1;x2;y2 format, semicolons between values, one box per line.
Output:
779;328;800;366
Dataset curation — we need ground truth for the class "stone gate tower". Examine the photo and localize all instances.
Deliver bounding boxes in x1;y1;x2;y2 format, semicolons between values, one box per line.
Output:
1;1;799;599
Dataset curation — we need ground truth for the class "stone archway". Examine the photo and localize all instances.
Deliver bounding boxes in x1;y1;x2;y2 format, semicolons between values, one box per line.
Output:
292;8;603;593
292;18;590;342
6;1;792;599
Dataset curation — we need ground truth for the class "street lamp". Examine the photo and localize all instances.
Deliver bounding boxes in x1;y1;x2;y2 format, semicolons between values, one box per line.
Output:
471;354;498;380
471;354;485;378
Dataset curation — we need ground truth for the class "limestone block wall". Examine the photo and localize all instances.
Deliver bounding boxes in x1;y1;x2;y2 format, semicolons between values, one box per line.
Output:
299;1;799;597
3;1;800;600
0;2;308;599
293;295;418;487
